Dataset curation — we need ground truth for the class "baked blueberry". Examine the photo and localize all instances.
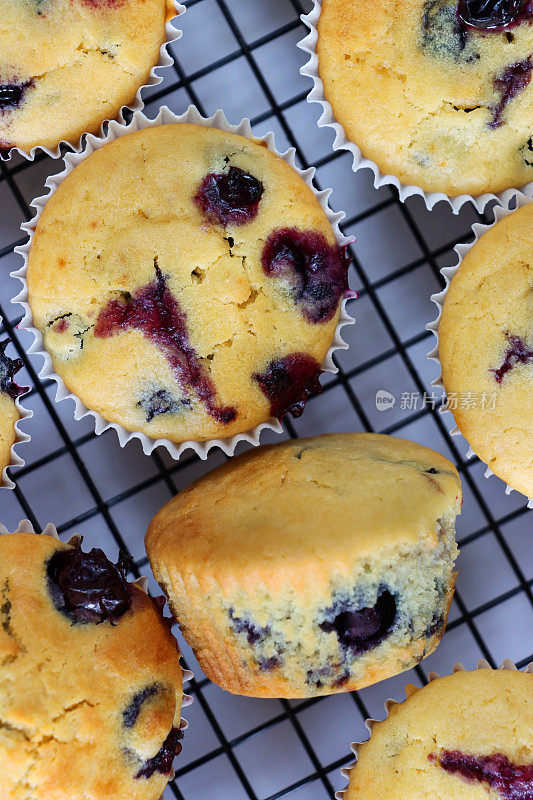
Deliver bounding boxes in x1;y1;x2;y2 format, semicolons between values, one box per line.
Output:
135;727;183;779
491;333;533;383
194;166;264;225
95;263;236;425
261;228;350;324
137;388;189;423
490;58;532;128
429;750;533;799
0;81;33;112
47;543;132;624
457;0;533;30
0;340;27;400
253;353;322;419
320;590;398;655
123;685;159;728
229;609;270;645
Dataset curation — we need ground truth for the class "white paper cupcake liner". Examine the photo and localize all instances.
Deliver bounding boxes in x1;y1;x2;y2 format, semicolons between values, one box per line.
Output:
0;325;32;491
12;104;356;461
336;658;533;799
0;518;194;776
298;0;533;214
427;192;532;508
1;1;184;162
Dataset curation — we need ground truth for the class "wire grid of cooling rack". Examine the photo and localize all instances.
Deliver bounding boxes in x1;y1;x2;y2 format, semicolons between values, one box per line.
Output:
0;1;532;798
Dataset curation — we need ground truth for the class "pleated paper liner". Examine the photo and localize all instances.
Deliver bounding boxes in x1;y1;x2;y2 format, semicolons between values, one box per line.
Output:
2;0;184;163
13;104;356;461
298;0;533;214
427;192;532;508
336;658;533;799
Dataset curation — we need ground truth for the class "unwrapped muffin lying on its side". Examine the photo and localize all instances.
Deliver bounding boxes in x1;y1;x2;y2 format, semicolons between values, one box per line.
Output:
146;433;462;698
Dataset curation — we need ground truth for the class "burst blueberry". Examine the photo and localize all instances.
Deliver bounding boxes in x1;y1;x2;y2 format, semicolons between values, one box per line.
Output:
0;340;28;400
320;590;397;654
194;166;264;225
429;750;533;800
458;0;533;30
261;228;350;324
47;544;131;624
253;353;322;419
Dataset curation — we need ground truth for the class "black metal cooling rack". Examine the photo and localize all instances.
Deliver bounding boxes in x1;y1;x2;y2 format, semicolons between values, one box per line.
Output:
0;1;531;798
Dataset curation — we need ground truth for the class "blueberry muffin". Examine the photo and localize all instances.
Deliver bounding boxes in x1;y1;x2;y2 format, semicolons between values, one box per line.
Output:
0;0;174;154
146;433;462;699
438;204;532;498
0;530;184;800
317;0;533;195
344;667;532;799
27;124;351;443
0;339;27;482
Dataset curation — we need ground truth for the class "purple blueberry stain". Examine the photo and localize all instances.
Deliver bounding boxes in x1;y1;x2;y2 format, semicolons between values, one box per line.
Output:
491;333;533;382
253;353;323;419
0;80;34;113
490;58;532;128
421;0;473;60
194;166;264;226
429;751;533;800
458;0;533;30
135;727;184;779
229;609;270;646
137;388;190;423
47;543;132;624
123;685;159;728
94;261;237;425
0;340;28;400
319;589;397;655
261;228;350;324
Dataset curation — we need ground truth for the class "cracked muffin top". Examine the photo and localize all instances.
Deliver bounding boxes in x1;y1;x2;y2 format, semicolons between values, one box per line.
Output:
0;0;173;154
439;204;533;498
146;433;461;588
317;0;533;195
0;531;184;800
0;339;26;483
344;668;533;800
27;123;351;443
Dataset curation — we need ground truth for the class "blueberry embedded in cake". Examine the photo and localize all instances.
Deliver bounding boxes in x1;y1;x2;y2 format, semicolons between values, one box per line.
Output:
491;332;533;382
0;80;34;113
490;58;533;128
194;165;264;225
428;750;533;798
0;339;27;400
94;262;237;425
457;0;533;31
261;228;350;324
47;542;132;624
253;353;323;419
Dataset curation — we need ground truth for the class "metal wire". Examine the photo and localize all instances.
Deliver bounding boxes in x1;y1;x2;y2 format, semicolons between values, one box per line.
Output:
0;1;531;797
